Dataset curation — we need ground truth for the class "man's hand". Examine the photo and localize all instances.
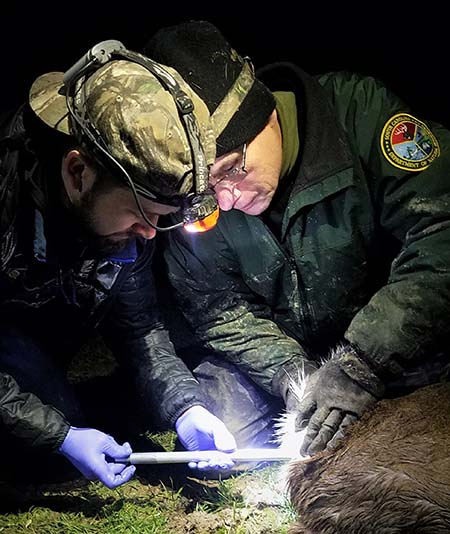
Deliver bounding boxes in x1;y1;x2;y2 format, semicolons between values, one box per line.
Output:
295;347;384;456
175;405;237;470
59;427;135;489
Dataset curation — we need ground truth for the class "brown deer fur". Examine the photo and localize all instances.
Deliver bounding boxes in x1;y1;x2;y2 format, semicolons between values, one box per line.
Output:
287;382;450;534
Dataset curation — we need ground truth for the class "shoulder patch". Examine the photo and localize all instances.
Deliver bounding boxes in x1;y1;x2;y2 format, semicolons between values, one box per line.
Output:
380;113;440;171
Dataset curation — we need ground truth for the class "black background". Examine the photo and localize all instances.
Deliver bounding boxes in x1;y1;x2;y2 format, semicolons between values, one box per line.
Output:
2;6;449;128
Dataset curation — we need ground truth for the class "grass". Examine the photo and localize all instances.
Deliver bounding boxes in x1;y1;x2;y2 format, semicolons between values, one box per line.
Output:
0;336;297;533
0;458;295;533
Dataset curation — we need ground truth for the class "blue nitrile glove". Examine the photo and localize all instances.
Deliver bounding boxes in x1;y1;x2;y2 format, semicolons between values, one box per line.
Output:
175;406;237;471
58;427;136;489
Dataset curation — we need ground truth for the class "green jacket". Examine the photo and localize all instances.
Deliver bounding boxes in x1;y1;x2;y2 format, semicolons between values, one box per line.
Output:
164;63;450;397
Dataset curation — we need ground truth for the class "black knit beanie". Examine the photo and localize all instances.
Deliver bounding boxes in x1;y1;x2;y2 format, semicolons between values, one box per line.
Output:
144;20;276;156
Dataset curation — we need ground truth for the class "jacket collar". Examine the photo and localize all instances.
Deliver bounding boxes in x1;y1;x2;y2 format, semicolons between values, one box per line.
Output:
257;62;354;194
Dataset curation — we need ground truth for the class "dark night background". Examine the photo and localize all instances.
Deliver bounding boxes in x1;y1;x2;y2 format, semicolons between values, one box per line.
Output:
2;6;449;128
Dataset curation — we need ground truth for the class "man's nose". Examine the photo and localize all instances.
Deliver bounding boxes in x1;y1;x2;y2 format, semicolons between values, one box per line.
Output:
131;220;158;240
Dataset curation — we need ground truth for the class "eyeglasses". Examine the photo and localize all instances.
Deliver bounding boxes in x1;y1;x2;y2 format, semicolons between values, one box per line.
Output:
227;143;248;178
209;143;248;187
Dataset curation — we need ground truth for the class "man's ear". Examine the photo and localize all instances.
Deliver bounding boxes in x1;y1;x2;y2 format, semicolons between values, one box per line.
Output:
61;149;95;203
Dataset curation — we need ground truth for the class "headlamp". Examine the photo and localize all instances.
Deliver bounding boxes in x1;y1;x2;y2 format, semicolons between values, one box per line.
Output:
184;209;220;233
62;40;219;234
182;192;219;233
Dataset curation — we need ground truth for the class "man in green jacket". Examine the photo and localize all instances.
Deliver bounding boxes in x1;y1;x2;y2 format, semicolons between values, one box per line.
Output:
145;21;450;457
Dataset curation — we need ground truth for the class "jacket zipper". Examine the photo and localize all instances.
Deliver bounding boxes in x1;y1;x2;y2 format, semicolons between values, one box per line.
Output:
263;221;314;345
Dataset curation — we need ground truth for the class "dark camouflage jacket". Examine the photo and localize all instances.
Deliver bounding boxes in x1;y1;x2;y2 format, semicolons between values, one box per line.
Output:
164;64;450;397
0;105;205;451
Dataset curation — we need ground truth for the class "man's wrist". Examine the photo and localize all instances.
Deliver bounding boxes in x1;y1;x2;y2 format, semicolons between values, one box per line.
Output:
335;344;385;398
170;402;207;429
272;357;318;400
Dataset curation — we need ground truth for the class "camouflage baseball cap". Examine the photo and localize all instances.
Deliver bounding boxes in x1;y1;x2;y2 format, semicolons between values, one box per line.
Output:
29;59;217;198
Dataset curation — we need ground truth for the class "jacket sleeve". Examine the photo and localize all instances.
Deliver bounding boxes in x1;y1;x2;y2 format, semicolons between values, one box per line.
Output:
0;108;70;451
164;225;311;397
328;72;450;378
0;372;69;450
100;240;207;428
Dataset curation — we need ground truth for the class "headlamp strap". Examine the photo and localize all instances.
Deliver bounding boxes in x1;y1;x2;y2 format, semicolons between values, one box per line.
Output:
63;40;127;87
104;49;210;195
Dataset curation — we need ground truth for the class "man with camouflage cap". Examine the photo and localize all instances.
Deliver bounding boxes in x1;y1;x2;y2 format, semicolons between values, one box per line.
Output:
0;41;238;488
146;20;450;458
